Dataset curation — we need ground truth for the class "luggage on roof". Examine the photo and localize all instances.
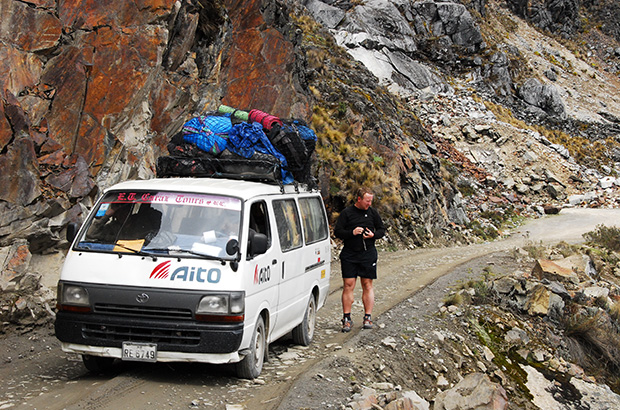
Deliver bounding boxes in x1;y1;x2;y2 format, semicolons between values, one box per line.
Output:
157;107;318;186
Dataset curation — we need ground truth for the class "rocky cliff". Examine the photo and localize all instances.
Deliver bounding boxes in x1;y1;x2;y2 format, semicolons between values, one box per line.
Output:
1;0;620;323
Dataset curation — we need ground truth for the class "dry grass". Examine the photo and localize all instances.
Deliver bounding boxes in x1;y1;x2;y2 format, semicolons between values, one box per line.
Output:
564;309;620;381
584;224;620;252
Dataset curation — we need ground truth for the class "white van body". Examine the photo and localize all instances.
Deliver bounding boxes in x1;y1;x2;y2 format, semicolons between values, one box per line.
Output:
55;178;330;378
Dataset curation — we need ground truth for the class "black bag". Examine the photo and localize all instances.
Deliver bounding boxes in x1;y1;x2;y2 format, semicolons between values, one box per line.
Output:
266;119;317;184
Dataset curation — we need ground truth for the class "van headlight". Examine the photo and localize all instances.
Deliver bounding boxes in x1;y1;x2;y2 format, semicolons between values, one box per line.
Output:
196;292;244;322
57;283;91;313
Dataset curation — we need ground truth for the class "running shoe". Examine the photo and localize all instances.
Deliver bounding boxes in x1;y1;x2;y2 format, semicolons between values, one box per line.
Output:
341;317;353;333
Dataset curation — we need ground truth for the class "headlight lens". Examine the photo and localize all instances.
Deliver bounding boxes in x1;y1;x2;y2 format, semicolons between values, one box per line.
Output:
62;284;90;306
196;292;245;316
197;295;228;314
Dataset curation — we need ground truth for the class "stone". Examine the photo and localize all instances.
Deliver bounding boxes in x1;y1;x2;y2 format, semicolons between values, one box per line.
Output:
532;259;579;284
387;391;430;410
492;277;517;294
306;0;345;29
0;137;41;206
583;286;609;299
0;0;62;52
524;284;551;316
433;372;508;410
519;78;566;118
0;240;32;291
505;326;530;344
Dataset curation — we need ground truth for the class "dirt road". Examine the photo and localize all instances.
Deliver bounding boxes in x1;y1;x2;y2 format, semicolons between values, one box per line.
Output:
2;208;619;410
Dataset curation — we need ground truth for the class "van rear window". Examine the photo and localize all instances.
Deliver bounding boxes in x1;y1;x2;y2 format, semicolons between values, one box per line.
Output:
299;197;329;244
273;199;303;252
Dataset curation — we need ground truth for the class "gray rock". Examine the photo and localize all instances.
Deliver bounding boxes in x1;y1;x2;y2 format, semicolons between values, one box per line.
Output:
305;0;345;29
571;378;620;410
518;78;567;119
433;372;508;410
505;327;530;344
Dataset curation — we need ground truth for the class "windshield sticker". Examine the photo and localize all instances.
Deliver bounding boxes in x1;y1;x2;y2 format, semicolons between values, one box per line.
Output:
107;191;241;211
95;203;110;217
149;261;221;283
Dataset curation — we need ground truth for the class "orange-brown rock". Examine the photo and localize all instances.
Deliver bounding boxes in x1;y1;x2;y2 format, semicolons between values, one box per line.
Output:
221;0;310;118
0;137;41;206
0;45;43;100
532;259;579;284
0;0;62;52
58;0;175;30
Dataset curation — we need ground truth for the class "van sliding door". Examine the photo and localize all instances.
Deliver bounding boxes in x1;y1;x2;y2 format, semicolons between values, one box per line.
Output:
271;199;306;336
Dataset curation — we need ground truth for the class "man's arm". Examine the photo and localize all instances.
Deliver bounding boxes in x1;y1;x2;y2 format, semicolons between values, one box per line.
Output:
371;208;386;240
334;208;354;240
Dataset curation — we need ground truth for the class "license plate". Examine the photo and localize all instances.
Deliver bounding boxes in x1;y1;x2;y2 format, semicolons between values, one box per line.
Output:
121;342;157;362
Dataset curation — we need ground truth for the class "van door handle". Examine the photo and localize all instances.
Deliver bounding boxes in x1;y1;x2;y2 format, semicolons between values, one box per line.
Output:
272;259;277;265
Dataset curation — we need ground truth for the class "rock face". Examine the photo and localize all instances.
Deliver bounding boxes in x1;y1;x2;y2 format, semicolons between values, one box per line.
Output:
0;0;313;252
329;0;485;98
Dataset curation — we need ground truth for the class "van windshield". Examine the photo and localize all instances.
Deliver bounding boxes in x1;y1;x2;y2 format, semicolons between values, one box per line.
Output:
75;190;242;260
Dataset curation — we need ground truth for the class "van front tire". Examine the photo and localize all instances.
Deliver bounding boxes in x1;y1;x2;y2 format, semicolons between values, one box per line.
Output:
292;295;316;346
235;316;266;379
82;355;115;373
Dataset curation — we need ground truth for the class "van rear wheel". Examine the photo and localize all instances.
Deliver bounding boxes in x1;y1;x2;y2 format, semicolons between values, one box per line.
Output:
292;295;316;346
82;355;115;373
235;316;266;379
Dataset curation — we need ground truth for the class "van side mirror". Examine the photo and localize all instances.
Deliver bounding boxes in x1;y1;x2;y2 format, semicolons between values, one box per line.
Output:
226;239;240;256
66;222;79;243
249;233;268;256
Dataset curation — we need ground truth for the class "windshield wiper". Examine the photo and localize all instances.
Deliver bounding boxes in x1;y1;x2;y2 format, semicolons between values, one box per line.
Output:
148;246;226;263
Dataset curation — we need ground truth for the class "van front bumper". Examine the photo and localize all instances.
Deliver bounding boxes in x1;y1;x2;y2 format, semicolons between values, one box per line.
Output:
55;311;243;356
59;342;242;364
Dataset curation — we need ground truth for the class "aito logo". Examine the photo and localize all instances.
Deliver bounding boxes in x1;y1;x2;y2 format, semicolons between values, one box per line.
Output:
149;260;221;283
150;261;171;279
253;264;271;285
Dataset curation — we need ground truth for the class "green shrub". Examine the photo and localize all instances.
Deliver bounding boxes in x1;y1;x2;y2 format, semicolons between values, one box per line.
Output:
583;225;620;252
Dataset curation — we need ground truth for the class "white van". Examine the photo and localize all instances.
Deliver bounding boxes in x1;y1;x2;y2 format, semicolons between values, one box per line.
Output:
55;177;330;378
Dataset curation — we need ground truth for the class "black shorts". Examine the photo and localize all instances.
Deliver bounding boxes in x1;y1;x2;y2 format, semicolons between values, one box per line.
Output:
341;258;377;279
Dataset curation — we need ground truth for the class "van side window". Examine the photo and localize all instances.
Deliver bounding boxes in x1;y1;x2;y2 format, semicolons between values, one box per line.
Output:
299;197;329;244
273;199;303;252
248;201;271;256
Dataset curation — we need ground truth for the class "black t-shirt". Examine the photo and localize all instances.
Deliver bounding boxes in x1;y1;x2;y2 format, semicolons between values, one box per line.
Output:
334;205;385;261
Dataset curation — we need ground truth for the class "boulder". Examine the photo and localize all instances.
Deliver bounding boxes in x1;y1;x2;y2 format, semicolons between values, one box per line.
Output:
433;372;508;410
532;259;579;284
0;0;62;52
306;0;345;29
0;239;32;291
0;137;41;206
518;78;566;119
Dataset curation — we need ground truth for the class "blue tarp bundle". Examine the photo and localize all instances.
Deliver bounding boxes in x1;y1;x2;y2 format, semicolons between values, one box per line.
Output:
179;111;315;185
182;115;232;155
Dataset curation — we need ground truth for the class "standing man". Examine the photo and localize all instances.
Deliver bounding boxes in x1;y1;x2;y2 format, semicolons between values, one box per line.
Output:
335;186;386;332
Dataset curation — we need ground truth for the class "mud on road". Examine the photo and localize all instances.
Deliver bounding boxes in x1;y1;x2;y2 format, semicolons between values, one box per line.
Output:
1;208;619;410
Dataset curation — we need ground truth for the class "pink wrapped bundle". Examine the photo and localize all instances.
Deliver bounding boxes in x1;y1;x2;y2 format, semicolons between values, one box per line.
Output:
249;109;282;130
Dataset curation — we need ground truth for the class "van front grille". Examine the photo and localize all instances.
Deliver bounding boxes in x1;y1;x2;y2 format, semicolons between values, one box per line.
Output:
94;303;193;320
82;323;201;345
